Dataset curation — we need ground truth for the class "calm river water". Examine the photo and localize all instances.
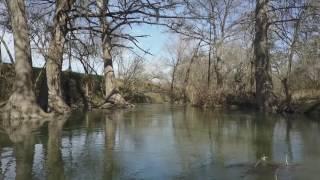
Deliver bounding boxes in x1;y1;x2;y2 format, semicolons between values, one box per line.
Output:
1;104;320;180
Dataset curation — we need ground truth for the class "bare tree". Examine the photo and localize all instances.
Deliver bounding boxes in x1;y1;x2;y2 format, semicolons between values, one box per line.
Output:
183;41;202;103
254;0;274;111
97;0;117;100
1;0;47;118
46;0;75;113
165;37;187;100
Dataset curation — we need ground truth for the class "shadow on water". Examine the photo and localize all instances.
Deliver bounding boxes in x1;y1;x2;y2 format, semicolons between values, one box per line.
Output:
0;105;320;180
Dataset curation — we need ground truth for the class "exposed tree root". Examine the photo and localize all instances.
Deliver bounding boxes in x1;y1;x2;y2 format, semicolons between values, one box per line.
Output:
1;104;52;120
48;95;71;114
94;90;134;109
0;94;53;120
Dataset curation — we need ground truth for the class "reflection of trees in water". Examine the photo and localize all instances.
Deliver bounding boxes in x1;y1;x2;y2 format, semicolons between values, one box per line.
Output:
64;111;109;179
2;106;317;180
172;106;209;173
213;111;226;165
103;111;122;179
284;116;293;162
47;116;69;180
296;118;320;160
122;106;159;151
172;106;221;175
0;118;48;180
0;115;69;180
15;135;34;180
208;112;257;165
171;106;190;172
0;135;3;179
170;108;283;179
105;112;118;150
0;133;15;179
252;114;277;160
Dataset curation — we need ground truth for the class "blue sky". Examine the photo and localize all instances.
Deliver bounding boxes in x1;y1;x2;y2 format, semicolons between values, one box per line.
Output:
129;24;174;62
0;24;175;74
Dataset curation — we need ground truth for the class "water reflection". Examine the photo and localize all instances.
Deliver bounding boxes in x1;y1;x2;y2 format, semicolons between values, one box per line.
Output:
0;117;47;180
47;116;68;180
0;105;320;180
103;111;123;179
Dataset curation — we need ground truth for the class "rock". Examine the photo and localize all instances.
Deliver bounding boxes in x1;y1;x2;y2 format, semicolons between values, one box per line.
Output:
98;93;135;109
100;102;113;109
109;93;127;105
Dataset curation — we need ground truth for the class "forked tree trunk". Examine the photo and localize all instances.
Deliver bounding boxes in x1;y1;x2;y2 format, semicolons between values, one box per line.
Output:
46;0;74;113
254;0;273;112
2;0;47;118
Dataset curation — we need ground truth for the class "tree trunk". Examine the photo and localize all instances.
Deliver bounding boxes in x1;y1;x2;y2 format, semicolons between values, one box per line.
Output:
208;23;212;89
97;0;128;106
0;37;2;76
46;0;74;113
170;65;177;101
212;24;223;89
68;39;72;72
103;39;115;98
183;42;201;104
97;0;115;98
84;76;92;110
2;0;47;118
250;60;255;93
0;39;2;64
282;19;301;111
254;0;273;112
214;56;223;88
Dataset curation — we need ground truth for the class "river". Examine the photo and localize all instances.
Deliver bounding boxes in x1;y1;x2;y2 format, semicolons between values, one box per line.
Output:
0;104;320;180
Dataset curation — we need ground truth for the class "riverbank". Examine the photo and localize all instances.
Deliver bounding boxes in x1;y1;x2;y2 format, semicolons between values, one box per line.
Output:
0;63;170;111
1;63;319;116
